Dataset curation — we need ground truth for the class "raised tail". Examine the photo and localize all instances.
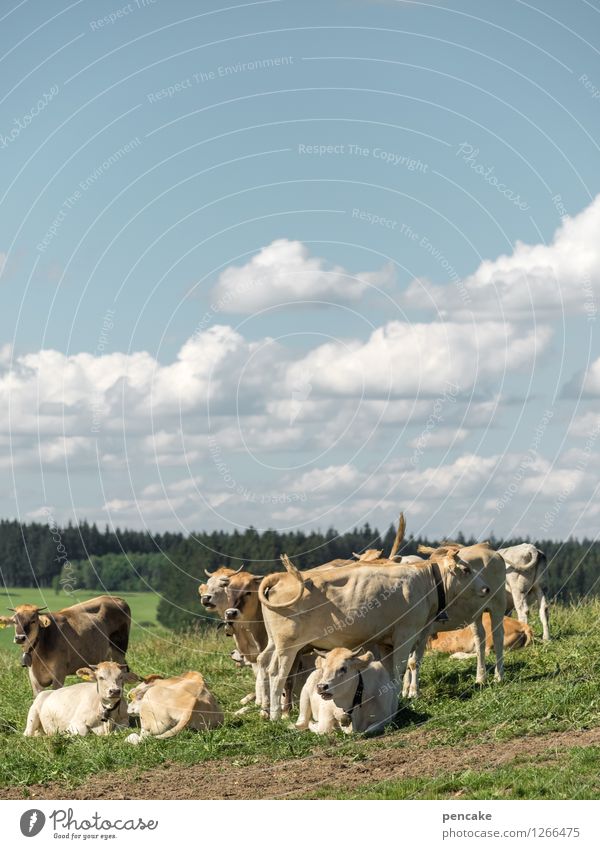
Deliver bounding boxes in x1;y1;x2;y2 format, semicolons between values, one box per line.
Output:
258;554;306;610
389;513;406;560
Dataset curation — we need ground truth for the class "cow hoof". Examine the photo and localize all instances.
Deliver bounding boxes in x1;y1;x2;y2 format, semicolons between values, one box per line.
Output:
126;733;141;745
234;706;253;716
259;709;270;720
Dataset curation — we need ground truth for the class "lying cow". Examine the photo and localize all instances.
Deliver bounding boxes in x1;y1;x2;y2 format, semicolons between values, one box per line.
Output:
126;671;223;743
295;647;395;735
427;613;533;657
257;550;491;721
0;596;131;694
499;543;550;641
24;661;136;736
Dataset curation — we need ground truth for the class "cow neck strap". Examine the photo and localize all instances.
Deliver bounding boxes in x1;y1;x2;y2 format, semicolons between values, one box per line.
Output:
430;561;449;622
348;671;364;717
96;682;121;721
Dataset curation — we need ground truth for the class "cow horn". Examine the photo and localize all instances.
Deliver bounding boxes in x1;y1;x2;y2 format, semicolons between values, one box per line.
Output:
313;649;329;658
389;512;406;560
351;646;366;657
204;568;215;577
7;607;15;612
36;607;48;612
233;563;245;574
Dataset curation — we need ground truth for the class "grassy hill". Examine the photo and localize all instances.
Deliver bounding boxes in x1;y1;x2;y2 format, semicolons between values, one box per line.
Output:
0;596;599;799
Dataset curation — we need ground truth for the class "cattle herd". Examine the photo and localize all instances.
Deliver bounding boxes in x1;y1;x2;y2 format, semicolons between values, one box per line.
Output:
0;515;550;741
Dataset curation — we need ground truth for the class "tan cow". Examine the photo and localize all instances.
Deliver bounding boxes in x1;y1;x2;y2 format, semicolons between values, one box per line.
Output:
427;613;533;657
0;596;131;695
257;551;491;721
126;671;223;743
499;543;550;640
24;661;137;736
295;647;396;735
401;542;507;698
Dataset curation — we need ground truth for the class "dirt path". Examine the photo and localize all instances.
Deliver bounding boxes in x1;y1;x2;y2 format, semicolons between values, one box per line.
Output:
4;726;599;800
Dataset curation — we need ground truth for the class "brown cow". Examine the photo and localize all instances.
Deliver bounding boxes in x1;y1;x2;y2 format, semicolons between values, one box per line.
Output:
0;595;131;695
427;613;533;657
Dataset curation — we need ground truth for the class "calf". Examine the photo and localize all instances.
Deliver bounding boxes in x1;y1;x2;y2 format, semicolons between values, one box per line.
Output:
24;661;136;736
296;647;395;735
0;596;130;695
126;671;223;742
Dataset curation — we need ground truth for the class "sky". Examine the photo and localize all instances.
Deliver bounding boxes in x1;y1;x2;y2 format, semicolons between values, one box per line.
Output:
1;0;600;542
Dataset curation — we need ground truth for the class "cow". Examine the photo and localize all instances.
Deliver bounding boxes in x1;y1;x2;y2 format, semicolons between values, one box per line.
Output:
499;543;550;640
401;542;507;698
295;647;396;735
125;671;223;743
23;661;137;736
256;550;491;721
427;613;533;657
0;596;131;695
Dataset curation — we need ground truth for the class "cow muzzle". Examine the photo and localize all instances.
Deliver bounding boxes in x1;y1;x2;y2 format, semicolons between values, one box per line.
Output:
317;683;333;700
479;586;491;596
14;634;27;644
201;595;215;608
224;608;239;621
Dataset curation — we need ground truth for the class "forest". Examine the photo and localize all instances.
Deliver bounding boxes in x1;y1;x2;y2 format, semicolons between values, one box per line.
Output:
0;518;597;631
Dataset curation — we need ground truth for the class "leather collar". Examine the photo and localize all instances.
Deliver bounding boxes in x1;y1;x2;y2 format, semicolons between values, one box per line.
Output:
430;561;449;622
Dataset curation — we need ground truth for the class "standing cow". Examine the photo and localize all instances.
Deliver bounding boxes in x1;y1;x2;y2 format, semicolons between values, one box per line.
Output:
499;543;550;640
0;595;131;694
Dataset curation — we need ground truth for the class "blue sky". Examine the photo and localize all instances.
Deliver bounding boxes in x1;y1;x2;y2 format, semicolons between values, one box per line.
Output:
1;0;600;541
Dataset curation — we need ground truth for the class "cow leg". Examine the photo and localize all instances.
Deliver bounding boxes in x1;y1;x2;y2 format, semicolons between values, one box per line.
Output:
536;585;551;641
256;644;273;717
268;651;296;721
471;616;487;684
401;656;414;698
391;636;412;703
489;606;505;682
512;589;529;624
405;632;429;699
28;669;45;696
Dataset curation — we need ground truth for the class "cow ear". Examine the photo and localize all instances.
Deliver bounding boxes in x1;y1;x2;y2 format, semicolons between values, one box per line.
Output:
76;667;95;681
354;651;374;668
38;614;51;628
123;671;141;683
0;616;15;628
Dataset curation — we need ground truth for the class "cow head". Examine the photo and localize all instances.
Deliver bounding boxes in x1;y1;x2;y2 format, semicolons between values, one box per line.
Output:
315;647;374;701
223;572;262;623
199;566;243;614
438;552;491;598
126;674;164;715
77;662;139;708
0;604;52;650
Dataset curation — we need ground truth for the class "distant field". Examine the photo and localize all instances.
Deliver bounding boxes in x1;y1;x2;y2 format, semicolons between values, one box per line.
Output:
1;599;599;799
0;588;162;653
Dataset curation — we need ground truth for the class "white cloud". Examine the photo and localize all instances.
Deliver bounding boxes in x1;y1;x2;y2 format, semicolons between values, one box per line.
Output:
286;320;550;398
212;238;395;312
405;194;600;317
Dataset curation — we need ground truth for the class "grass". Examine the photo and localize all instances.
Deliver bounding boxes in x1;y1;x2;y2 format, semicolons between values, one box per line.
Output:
0;595;599;798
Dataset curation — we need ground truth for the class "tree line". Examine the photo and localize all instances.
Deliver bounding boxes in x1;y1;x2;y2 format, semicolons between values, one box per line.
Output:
0;518;597;631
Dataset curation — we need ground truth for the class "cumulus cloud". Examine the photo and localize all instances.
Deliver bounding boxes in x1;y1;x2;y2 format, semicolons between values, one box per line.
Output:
566;356;600;398
404;194;600;318
212;238;395;312
285;320;551;398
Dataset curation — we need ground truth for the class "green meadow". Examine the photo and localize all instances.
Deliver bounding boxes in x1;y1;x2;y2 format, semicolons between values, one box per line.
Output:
0;592;599;799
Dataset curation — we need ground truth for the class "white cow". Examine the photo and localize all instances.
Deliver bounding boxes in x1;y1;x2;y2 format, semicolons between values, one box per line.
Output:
295;647;395;735
499;543;550;641
23;661;136;736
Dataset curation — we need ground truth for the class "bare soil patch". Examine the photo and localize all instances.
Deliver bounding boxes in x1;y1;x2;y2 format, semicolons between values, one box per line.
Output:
4;726;599;800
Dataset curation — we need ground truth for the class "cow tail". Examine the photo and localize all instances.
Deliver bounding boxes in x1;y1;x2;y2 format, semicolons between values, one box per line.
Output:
153;708;195;739
258;555;305;610
388;512;406;560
